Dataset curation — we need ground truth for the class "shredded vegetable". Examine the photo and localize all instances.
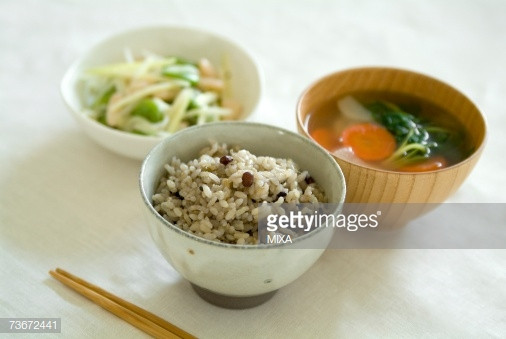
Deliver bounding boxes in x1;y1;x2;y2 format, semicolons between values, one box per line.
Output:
81;51;241;136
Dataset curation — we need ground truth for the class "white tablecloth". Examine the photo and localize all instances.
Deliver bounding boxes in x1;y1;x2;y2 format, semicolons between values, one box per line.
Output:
1;0;505;337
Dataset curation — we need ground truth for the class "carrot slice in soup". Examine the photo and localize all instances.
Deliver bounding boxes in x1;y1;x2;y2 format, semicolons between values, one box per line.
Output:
399;156;447;172
311;128;338;150
341;123;396;161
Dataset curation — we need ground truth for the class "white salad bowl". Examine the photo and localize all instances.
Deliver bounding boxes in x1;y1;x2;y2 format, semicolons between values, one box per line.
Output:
139;122;346;308
61;26;263;160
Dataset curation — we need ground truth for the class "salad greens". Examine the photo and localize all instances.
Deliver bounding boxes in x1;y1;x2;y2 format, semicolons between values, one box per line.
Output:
130;98;164;123
162;64;200;85
82;52;240;136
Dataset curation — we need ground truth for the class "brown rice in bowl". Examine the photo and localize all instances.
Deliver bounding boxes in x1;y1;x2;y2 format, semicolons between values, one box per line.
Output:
152;142;327;245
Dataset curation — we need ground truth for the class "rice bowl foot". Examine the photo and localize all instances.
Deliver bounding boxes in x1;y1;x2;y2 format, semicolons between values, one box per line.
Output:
190;283;277;309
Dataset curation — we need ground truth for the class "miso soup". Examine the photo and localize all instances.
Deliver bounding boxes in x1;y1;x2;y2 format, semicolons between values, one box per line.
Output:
306;92;472;172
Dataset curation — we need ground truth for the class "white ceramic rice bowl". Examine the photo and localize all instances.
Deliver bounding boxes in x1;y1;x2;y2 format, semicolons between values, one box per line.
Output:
139;122;346;304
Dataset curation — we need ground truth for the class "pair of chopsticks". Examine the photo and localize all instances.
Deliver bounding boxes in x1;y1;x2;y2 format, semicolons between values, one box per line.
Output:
49;268;196;339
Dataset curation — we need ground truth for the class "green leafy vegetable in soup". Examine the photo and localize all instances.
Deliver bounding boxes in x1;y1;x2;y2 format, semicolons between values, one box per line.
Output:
365;100;456;168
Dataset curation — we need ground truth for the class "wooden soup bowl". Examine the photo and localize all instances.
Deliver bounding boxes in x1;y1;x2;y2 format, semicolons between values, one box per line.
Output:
297;67;486;227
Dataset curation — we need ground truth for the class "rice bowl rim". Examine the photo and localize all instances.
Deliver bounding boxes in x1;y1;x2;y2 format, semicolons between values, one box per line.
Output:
139;121;346;250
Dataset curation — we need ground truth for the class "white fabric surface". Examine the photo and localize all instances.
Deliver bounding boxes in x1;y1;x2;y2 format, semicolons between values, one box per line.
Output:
1;0;505;338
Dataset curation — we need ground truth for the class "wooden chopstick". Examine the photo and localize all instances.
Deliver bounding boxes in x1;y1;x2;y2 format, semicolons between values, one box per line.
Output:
49;268;196;339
